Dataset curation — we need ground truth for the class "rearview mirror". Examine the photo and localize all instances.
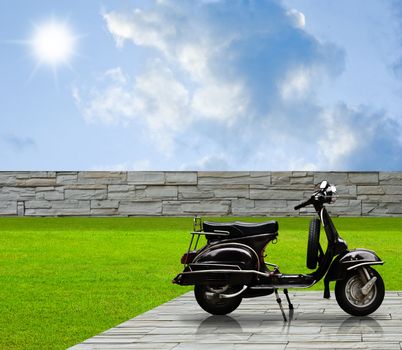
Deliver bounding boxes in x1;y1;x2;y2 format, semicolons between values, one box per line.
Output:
320;180;328;189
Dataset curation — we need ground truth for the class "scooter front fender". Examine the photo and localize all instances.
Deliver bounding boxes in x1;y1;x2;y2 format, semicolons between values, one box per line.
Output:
339;249;383;271
323;248;384;298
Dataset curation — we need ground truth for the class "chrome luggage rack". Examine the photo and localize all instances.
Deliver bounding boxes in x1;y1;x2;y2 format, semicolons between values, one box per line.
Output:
183;216;230;265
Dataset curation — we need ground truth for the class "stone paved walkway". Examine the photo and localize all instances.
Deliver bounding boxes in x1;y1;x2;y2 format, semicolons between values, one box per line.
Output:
69;291;402;350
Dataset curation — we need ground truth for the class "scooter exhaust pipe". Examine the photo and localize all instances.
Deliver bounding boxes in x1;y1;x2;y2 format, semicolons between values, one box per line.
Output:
218;285;248;299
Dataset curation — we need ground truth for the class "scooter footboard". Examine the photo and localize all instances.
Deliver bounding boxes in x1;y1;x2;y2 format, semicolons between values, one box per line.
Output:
173;269;256;286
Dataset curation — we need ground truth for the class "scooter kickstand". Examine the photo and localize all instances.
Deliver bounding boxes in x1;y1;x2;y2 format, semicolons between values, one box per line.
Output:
283;288;294;310
275;289;287;322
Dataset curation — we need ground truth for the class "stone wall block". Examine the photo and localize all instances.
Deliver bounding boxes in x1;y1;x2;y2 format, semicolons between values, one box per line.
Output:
162;201;184;215
64;184;107;190
51;200;90;209
91;200;119;209
0;187;36;200
327;200;362;216
127;172;165;185
357;186;385;195
43;191;64;201
0;201;17;215
25;200;52;209
119;201;162;215
108;185;132;192
35;186;55;192
178;186;214;200
359;194;402;203
0;173;17;186
231;199;255;215
75;171;126;186
142;186;178;199
198;172;265;185
290;176;314;185
91;208;119;216
243;199;298;216
249;172;271;185
24;208;56;216
56;174;77;185
386;204;402;214
313;172;348;185
35;187;64;200
107;191;137;200
379;172;402;185
254;199;289;209
165;172;197;185
16;171;56;179
349;172;379;185
78;171;127;181
336;185;357;199
25;206;90;216
163;200;230;215
250;189;305;200
16;178;56;187
55;208;92;215
292;171;313;177
64;189;107;200
213;185;249;199
382;186;402;195
362;202;389;216
271;172;291;185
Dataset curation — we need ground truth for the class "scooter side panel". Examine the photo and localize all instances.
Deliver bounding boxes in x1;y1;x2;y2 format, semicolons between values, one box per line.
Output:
193;243;259;270
172;243;260;286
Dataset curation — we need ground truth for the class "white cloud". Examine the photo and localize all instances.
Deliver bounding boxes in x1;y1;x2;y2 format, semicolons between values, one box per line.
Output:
79;77;136;125
318;110;358;168
287;8;306;29
104;67;127;84
74;0;402;170
280;66;311;100
191;81;248;123
103;10;175;52
92;159;152;171
75;63;190;152
181;153;231;171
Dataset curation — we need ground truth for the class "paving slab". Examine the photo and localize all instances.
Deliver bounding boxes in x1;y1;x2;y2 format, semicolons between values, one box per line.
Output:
69;291;401;350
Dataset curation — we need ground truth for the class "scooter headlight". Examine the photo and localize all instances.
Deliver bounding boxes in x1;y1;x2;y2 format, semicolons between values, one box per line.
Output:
327;185;337;203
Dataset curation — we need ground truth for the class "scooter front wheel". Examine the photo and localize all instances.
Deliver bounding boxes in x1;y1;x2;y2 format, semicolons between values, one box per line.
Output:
335;267;384;316
194;285;243;315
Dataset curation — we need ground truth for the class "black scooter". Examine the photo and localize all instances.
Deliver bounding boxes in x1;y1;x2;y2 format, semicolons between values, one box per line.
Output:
173;181;385;320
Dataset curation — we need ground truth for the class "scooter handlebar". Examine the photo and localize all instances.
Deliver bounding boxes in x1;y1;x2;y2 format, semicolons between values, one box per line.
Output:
294;198;312;210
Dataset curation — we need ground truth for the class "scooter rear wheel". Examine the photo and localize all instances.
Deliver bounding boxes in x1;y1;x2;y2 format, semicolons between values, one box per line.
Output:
194;285;242;315
335;267;384;316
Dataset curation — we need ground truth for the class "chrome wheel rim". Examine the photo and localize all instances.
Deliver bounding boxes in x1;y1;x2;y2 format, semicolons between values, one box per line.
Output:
345;275;377;308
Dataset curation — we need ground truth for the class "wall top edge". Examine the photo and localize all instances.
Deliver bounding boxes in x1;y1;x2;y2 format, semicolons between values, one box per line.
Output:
1;170;402;174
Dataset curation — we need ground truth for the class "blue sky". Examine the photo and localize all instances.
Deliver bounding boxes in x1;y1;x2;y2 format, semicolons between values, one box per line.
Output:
1;0;402;171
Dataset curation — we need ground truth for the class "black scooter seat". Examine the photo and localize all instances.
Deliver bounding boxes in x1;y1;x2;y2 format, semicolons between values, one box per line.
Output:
203;220;278;238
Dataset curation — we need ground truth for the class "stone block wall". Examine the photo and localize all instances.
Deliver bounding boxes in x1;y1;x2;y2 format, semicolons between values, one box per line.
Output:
0;171;401;216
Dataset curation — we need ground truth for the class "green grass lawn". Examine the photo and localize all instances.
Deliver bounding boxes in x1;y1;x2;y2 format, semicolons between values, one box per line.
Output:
0;216;401;349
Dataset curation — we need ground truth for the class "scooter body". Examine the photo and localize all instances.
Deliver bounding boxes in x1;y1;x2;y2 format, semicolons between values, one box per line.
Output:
173;181;385;318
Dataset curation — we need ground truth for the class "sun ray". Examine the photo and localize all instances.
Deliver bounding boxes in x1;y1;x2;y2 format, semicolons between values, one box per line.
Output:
26;60;44;85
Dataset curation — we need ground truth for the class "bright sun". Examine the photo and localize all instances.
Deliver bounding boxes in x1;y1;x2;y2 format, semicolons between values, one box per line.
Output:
31;20;76;66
